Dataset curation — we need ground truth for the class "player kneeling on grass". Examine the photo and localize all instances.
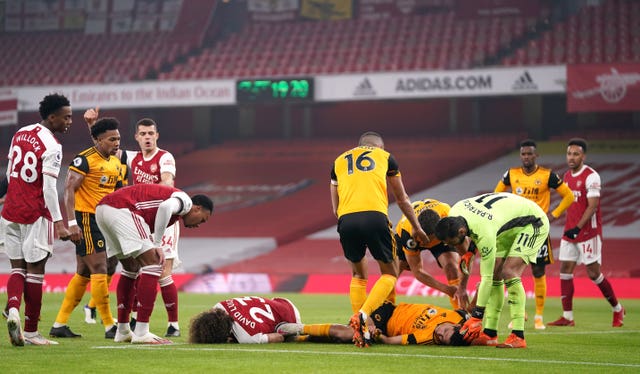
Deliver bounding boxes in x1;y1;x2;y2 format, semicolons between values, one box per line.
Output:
95;183;213;344
189;296;302;344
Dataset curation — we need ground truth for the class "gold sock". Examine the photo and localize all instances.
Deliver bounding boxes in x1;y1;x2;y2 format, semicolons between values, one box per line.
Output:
350;278;368;314
55;274;90;324
87;274;112;309
90;273;114;326
386;287;396;304
303;324;332;337
534;275;547;316
360;274;396;316
448;278;461;309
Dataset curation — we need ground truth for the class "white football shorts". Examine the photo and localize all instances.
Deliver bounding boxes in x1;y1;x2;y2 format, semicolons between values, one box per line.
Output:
95;205;156;259
160;222;181;269
0;216;53;263
559;235;602;265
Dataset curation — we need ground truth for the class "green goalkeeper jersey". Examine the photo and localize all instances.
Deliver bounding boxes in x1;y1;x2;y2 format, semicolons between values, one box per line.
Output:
449;192;549;308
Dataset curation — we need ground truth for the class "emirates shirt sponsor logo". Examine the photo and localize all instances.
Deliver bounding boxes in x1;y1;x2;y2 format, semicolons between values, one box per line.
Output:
133;168;159;184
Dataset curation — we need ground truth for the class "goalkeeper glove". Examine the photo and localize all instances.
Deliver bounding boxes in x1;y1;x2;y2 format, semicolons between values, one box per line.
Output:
459;251;474;276
460;317;483;343
564;226;581;240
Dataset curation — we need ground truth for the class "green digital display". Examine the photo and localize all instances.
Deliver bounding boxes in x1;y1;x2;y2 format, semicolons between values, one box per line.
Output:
236;77;314;102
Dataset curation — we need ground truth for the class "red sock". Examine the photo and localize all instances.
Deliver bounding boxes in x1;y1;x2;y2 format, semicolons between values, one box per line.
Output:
160;276;178;323
136;265;162;323
6;268;26;310
131;277;140;314
116;271;137;324
24;273;44;333
595;275;619;307
560;275;574;311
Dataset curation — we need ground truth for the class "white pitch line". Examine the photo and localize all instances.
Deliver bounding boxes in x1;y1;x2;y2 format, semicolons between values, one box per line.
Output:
93;345;640;368
536;329;640;335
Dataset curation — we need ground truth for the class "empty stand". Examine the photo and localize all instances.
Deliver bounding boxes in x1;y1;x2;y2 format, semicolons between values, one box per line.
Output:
161;12;537;79
0;1;217;86
503;0;640;66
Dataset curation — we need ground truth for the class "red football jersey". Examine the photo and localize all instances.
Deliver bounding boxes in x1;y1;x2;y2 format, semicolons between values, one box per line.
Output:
98;184;190;232
2;124;62;224
126;149;175;185
563;165;602;242
214;296;300;344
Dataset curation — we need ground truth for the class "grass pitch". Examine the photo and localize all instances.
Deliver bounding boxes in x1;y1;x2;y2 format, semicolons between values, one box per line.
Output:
0;293;638;373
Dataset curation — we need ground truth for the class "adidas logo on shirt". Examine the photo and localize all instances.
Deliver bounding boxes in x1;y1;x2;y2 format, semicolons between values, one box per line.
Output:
512;71;538;91
354;78;376;97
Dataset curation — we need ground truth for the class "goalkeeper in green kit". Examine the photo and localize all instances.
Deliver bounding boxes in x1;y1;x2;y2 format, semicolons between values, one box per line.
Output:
434;192;549;348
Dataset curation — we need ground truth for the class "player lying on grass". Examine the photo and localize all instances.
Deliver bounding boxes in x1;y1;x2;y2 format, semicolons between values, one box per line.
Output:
189;296;301;344
277;300;472;346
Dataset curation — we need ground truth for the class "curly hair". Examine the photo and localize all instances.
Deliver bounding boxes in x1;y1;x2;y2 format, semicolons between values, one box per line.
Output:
90;117;119;139
189;308;234;344
39;93;70;120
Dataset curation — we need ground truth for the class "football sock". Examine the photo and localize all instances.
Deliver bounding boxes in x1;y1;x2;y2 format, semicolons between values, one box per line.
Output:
448;278;461;309
483;328;497;338
131;277;141;314
593;273;619;307
160;275;179;324
6;268;26;311
116;270;138;324
303;324;332;337
533;275;546;316
87;274;112;309
505;277;526;331
54;273;90;325
91;273;114;326
360;274;396;317
483;280;504;331
118;322;131;333
349;278;368;314
136;265;162;323
24;273;44;333
386;287;396;304
562;310;574;320
135;321;150;336
560;273;574;312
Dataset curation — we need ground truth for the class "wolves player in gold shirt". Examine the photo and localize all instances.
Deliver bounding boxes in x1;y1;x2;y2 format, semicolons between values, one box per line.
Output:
395;198;468;309
49;118;125;339
331;131;428;347
494;139;573;329
277;300;471;346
